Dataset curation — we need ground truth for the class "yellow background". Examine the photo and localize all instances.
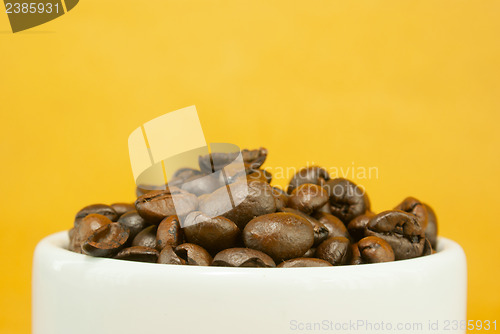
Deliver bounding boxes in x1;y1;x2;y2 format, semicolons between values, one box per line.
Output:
1;1;499;333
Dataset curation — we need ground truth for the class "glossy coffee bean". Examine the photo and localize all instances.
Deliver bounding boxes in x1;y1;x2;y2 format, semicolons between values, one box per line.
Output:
117;211;150;241
350;243;363;265
175;243;212;266
156;215;183;250
198;151;240;173
287;166;330;195
347;211;376;241
281;208;329;247
135;184;168;198
316;237;351;265
272;187;288;211
135;187;198;224
157;245;186;265
357;236;395;263
365;210;425;260
424;203;438;249
132;225;158;249
199;179;276;229
277;258;332;268
323;178;371;224
302;248;316;258
82;223;129;257
422;238;434;256
115;246;159;263
288;184;329;215
314;212;350;240
395;197;429;230
243;212;314;262
110;203;135;219
212;248;276;267
183;211;240;254
71;214;113;254
74;204;117;228
241;147;268;169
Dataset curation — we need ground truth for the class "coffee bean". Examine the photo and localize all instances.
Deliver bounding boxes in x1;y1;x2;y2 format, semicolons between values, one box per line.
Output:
316;237;351;265
243;212;314;262
394;197;429;230
156;215;183;250
115;246;159;263
241;147;268;169
212;248;276;267
357;236;395;263
288;184;329;215
74;204;117;228
82;223;129;257
350;243;363;265
314;212;350;240
157;245;186;265
302;248;316;258
71;214;113;253
422;238;434;256
175;243;212;266
277;258;332;268
424;203;438;249
272;187;289;211
180;174;223;196
365;210;425;260
183;211;240;254
136;184;167;198
323;178;371;224
117;211;150;241
287;166;330;195
110;203;135;219
135;187;198;224
132;225;158;249
347;211;375;241
199;179;276;229
280;208;329;247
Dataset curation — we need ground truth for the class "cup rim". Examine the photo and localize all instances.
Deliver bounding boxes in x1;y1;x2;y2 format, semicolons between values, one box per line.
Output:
35;231;463;272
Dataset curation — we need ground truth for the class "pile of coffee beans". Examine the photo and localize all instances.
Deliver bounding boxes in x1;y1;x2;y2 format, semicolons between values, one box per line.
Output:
68;147;438;267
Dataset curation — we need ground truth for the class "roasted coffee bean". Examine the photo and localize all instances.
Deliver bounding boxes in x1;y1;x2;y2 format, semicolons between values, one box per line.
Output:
395;197;429;230
357;236;395;263
316;237;351;265
422;238;433;256
156;215;183;250
347;211;376;241
365;210;425;260
287;166;330;195
169;168;204;185
424;203;438;249
115;246;159;263
241;147;268;169
281;208;329;247
199;179;276;229
314;212;350;240
212;248;276;267
180;174;223;196
323;178;370;224
132;225;158;249
74;204;117;228
117;211;150;241
277;258;332;268
175;243;212;266
183;211;240;254
288;184;329;215
199;152;239;174
350;243;363;265
82;223;129;257
316;202;332;214
157;245;186;265
272;187;288;211
302;248;316;258
135;184;167;198
71;214;113;253
110;203;135;219
135;187;198;224
243;212;314;262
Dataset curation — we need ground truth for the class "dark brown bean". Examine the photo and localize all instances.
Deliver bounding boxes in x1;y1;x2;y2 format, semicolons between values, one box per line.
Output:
212;248;276;267
358;236;395;263
157;245;186;265
424;203;438;249
117;211;150;241
347;211;376;241
314;212;350;240
365;210;425;260
243;212;314;262
350;243;363;265
241;147;268;169
280;208;329;247
115;246;159;263
183;211;240;254
302;248;316;258
179;174;223;196
135;187;198;224
82;223;129;257
316;237;351;265
272;187;289;211
323;178;371;224
132;225;157;249
156;215;183;250
277;258;332;268
110;203;135;218
71;214;112;254
74;204;117;228
422;238;434;256
287;166;330;195
175;243;212;266
288;184;329;215
394;197;429;230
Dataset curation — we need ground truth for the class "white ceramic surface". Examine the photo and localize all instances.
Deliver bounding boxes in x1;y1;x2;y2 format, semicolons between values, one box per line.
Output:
32;231;467;334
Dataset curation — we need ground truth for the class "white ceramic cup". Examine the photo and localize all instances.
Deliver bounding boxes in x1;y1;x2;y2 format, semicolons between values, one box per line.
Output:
32;231;467;334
